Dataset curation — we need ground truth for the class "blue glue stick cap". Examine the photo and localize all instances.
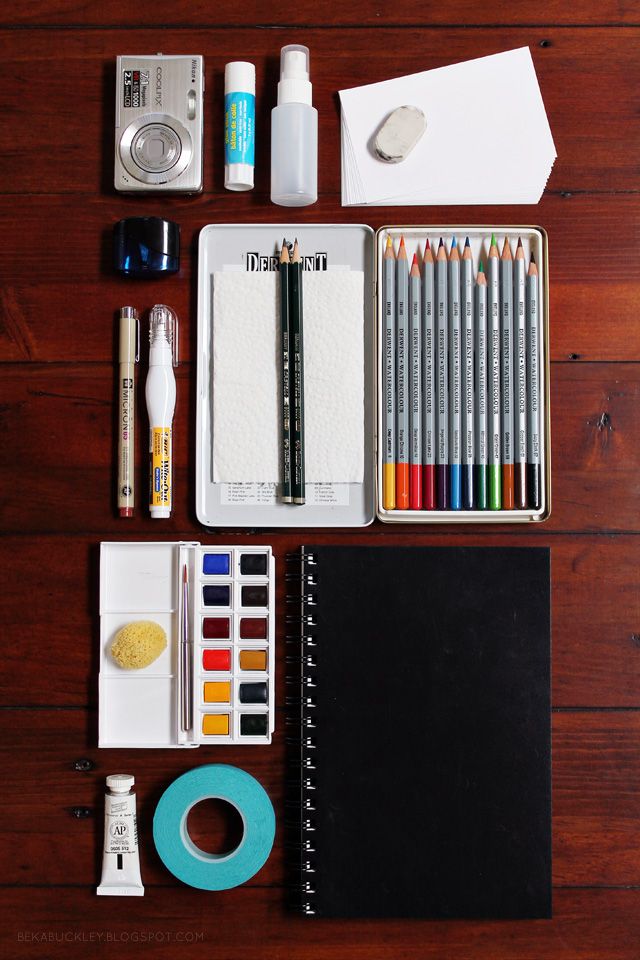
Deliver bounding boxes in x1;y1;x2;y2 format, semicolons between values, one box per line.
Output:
114;217;180;277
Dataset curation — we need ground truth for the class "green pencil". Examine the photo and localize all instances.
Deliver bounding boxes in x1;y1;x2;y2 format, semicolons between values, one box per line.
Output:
290;239;305;504
279;240;293;503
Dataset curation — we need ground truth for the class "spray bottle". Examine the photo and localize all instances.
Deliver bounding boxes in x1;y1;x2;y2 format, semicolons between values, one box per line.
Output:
270;45;318;206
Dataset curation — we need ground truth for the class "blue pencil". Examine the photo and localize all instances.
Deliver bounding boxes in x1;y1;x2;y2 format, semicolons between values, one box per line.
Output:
435;238;449;508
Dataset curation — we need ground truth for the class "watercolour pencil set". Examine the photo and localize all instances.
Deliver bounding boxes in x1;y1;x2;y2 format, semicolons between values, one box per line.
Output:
196;223;549;527
377;227;550;522
99;542;275;747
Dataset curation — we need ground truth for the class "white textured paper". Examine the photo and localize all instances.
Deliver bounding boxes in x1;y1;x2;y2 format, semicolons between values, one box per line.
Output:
212;271;364;483
339;47;557;206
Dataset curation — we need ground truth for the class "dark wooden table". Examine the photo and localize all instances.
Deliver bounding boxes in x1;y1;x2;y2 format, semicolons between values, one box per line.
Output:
2;3;639;957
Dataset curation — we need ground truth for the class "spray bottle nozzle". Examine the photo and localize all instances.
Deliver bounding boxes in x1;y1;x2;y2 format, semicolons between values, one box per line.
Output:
281;45;309;80
277;44;312;106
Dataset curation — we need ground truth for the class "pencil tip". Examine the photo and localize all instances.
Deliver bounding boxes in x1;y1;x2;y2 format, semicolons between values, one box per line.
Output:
517;236;523;248
465;236;470;247
530;252;536;264
411;252;418;265
491;232;496;246
386;234;393;249
399;235;405;248
451;236;457;248
479;260;484;272
438;237;444;248
425;237;430;250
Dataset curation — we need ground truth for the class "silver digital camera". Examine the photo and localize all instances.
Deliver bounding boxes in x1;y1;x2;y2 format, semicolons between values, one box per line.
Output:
115;54;204;193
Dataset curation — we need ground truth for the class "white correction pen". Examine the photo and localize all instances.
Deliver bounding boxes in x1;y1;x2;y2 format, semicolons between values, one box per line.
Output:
146;304;178;519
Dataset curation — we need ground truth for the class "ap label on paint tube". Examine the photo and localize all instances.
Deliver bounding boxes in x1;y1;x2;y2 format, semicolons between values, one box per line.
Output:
224;93;255;165
104;801;138;855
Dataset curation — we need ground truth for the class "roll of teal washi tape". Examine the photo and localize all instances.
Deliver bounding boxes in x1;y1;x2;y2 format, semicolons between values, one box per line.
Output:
153;764;275;890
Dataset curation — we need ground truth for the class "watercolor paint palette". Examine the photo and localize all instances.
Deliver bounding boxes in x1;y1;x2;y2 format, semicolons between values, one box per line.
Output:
99;542;275;747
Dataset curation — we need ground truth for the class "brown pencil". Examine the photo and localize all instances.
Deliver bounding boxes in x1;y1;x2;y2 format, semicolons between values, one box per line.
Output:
514;237;528;509
500;237;514;510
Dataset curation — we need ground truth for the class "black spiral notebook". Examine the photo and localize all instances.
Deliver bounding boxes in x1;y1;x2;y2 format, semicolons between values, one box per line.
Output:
290;546;551;919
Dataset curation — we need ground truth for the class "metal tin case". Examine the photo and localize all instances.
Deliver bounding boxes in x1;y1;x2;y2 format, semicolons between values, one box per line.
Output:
375;225;551;523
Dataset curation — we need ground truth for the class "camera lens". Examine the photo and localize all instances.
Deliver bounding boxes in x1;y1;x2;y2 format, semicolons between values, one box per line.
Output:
131;123;182;174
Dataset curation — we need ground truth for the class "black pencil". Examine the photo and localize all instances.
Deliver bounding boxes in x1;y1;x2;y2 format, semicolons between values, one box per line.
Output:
279;240;293;503
290;239;305;504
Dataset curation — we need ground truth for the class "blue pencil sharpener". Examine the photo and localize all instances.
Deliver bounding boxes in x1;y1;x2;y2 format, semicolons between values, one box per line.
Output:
114;217;180;278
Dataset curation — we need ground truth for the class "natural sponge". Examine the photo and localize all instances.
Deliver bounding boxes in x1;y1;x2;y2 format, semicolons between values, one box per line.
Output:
111;620;167;670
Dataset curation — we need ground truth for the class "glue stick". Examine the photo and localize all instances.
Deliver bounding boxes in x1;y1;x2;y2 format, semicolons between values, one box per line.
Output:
224;62;256;191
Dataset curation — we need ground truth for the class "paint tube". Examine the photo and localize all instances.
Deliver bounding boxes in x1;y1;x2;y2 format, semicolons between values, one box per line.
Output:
97;774;144;897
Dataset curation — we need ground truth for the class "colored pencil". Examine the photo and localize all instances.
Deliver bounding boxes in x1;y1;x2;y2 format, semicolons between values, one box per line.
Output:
475;262;488;508
382;235;396;510
409;253;422;509
514;237;528;508
461;237;475;509
279;240;293;503
422;240;436;509
448;238;462;510
396;236;410;508
436;238;449;509
527;252;542;510
290;239;305;504
488;234;501;510
500;237;514;509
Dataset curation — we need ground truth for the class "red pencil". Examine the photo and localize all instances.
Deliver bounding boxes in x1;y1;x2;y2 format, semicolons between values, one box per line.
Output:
409;252;422;509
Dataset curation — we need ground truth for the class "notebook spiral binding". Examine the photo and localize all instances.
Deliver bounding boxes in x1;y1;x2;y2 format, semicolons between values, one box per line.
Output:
285;549;318;916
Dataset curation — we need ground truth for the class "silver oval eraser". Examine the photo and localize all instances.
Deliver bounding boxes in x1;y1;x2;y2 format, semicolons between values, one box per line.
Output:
373;105;426;163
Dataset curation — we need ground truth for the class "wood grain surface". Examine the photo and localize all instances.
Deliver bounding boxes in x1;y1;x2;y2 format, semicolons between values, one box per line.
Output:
1;4;639;959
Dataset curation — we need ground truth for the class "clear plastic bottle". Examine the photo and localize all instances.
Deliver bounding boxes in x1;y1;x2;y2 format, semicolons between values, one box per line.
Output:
270;45;318;207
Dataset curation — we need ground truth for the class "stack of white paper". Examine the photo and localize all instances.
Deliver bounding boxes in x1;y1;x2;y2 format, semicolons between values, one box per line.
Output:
339;47;556;206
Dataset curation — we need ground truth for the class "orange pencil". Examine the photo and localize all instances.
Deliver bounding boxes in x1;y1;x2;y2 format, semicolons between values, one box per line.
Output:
396;237;409;509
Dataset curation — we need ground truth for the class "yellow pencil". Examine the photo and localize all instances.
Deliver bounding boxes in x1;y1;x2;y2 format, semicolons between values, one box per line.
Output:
383;234;396;509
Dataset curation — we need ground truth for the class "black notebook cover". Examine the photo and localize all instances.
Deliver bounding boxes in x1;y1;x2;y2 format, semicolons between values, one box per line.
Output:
295;546;551;919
